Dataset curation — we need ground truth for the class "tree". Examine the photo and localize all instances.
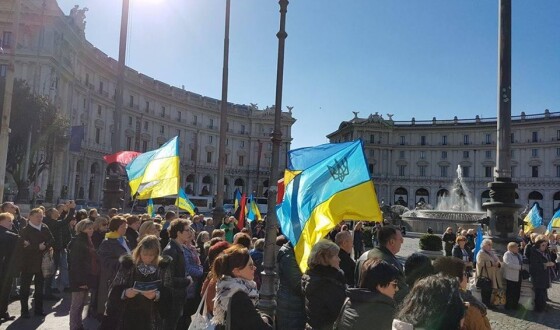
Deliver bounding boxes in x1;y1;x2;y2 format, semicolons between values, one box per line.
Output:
0;79;69;202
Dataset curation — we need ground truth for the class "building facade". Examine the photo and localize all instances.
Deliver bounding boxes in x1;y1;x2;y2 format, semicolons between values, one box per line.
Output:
327;111;560;220
0;0;295;204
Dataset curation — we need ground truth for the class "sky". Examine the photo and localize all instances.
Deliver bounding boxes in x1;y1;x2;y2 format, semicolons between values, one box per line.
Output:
56;0;560;149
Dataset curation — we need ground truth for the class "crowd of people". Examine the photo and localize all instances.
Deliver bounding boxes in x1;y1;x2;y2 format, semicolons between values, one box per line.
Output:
0;199;559;329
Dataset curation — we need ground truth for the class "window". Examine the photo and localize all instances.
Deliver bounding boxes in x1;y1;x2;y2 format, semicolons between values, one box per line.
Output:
420;136;426;146
485;133;491;144
145;101;150;112
369;149;374;157
368;164;374;174
160;125;165;134
441;135;447;145
2;31;12;48
241;125;246;134
0;64;7;77
85;73;89;85
557;130;560;141
419;166;426;177
226;138;229;146
161;106;166;118
209;118;214;128
129;95;134;107
370;134;375;144
463;151;470;158
144;121;148;131
99;81;104;94
208;135;213;144
440;166;448;177
485;166;492;178
206;152;212;163
532;166;539;178
485;150;492;159
531;149;538;158
462;166;470;177
557;166;560;178
176;129;181;137
532;131;538;142
142;141;148;152
193;115;198;125
441;151;447;159
557;148;560;156
399;151;405;159
177;111;182;121
239;156;244;166
95;128;101;144
400;136;405;145
511;133;515;143
240;141;245;148
97;105;102;117
126;137;132;150
420;151;426;159
191;148;196;161
128;116;133;126
511;150;515;158
511;166;516;177
83;98;87;109
398;165;406;176
463;135;470;145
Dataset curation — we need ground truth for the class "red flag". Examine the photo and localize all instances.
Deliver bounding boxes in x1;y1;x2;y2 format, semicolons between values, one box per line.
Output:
235;193;247;230
277;178;285;204
103;151;141;165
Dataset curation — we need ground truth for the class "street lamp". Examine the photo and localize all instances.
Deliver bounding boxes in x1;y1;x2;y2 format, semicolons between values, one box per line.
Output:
259;0;289;320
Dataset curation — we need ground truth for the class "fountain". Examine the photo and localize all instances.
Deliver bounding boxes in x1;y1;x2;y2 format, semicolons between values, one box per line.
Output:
400;165;487;233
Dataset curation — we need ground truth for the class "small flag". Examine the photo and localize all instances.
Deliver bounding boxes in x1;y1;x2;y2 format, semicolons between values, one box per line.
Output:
523;203;543;233
147;198;155;218
103;151;141;165
246;194;262;222
233;188;242;211
473;226;484;261
176;187;196;215
546;208;560;234
234;193;247;230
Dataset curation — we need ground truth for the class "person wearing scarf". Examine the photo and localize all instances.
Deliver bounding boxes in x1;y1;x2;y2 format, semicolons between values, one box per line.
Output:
476;238;501;308
211;245;272;330
96;216;130;318
68;219;99;330
529;237;556;312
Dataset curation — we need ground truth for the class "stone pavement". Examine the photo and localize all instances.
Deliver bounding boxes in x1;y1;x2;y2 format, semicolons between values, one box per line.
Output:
3;236;560;329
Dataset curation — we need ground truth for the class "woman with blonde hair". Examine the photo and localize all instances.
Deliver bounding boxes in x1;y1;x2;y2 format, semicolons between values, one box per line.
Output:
91;216;109;250
103;235;172;330
302;239;346;330
138;221;161;241
476;238;501;308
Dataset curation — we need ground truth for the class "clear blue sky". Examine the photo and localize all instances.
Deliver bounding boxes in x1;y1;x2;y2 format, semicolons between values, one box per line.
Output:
57;0;560;149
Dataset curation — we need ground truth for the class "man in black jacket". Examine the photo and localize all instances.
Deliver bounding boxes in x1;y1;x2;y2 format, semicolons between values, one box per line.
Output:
162;218;192;330
335;230;355;287
0;213;19;323
19;208;55;318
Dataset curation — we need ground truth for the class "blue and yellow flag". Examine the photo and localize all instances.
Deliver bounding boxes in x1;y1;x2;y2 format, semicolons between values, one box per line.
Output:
233;188;242;212
147;198;155;218
246;194;262;222
126;137;180;199
546;208;560;234
523;203;543;233
277;140;382;272
176;187;196;215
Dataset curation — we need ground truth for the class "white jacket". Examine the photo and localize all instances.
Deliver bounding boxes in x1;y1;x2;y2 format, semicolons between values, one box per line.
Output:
502;251;522;282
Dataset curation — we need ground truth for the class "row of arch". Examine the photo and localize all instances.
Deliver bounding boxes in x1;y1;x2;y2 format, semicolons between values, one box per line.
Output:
183;174;269;196
393;187;560;208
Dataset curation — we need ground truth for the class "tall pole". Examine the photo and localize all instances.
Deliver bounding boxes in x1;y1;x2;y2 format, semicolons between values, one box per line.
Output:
213;0;230;224
482;0;520;245
259;0;288;319
112;0;129;154
0;0;21;203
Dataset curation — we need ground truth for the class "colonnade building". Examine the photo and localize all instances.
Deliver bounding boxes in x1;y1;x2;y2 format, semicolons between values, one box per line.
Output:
327;111;560;220
0;0;295;204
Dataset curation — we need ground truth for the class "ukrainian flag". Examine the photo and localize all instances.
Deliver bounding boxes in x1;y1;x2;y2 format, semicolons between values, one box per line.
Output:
246;194;262;222
546;208;560;234
147;198;155;217
277;140;382;272
126;137;180;199
176;187;196;215
523;203;543;233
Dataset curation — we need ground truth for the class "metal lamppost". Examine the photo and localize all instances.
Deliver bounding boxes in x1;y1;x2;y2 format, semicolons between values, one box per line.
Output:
213;0;231;225
103;0;129;211
259;0;289;320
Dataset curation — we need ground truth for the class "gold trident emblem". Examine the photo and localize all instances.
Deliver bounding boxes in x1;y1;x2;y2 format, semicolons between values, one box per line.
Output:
328;158;349;182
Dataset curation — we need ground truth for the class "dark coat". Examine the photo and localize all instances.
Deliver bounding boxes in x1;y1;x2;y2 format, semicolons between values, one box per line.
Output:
338;249;355;287
96;238;130;314
67;232;98;291
276;243;306;330
334;288;395;330
0;226;20;278
361;246;408;303
103;254;172;330
162;239;191;301
125;227;139;250
92;230;105;250
19;223;54;274
43;208;75;251
215;290;272;330
452;244;473;263
442;232;457;252
302;265;347;330
529;247;552;289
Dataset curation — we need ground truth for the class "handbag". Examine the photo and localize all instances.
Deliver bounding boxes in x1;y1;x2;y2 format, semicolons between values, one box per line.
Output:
189;287;215;330
41;248;56;278
475;264;492;290
521;269;530;280
491;282;507;306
